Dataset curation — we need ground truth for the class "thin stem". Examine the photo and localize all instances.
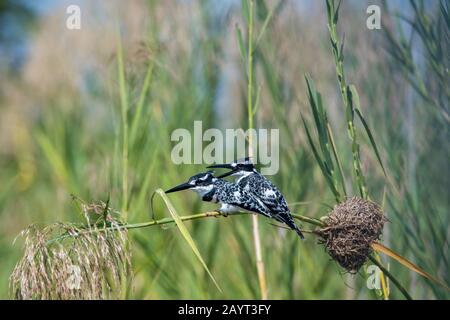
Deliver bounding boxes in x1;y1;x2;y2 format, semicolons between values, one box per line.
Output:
48;211;316;245
291;213;324;227
325;0;393;299
116;28;129;220
369;255;412;300
326;0;367;199
247;1;254;133
46;209;413;300
246;0;268;300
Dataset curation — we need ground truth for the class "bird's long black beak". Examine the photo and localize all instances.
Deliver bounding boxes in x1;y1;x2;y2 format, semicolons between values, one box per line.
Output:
165;182;192;194
216;170;235;179
207;164;236;179
206;163;234;170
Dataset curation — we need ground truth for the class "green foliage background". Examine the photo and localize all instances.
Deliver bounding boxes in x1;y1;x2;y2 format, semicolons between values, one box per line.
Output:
0;0;448;299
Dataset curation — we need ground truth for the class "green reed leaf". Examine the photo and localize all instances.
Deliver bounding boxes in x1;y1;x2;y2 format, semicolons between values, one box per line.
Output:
156;189;222;293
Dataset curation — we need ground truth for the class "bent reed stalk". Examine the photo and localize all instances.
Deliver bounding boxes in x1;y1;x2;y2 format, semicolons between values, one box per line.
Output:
47;210;323;245
42;205;409;298
15;195;426;300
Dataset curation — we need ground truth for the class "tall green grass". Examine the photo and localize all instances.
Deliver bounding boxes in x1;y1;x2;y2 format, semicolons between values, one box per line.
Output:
380;0;450;299
0;0;448;299
300;0;450;300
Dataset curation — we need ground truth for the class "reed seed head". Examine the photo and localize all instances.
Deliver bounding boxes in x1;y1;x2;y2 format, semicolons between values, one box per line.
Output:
316;197;386;273
9;200;132;300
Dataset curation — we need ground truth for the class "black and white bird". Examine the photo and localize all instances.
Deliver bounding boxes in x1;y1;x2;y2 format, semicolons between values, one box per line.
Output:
208;158;304;239
165;171;286;217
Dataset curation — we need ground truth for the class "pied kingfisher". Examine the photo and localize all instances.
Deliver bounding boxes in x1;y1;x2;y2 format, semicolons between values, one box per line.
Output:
208;158;304;239
165;171;277;216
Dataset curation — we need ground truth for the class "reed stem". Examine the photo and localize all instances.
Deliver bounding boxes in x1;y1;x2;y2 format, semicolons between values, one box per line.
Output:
369;255;412;300
245;0;268;300
116;29;129;220
47;211;319;246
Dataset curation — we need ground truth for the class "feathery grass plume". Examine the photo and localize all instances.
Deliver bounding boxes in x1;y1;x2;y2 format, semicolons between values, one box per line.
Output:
9;199;132;300
316;197;386;273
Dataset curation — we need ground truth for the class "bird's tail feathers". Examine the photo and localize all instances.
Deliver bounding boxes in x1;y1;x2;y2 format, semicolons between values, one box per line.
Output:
275;213;305;240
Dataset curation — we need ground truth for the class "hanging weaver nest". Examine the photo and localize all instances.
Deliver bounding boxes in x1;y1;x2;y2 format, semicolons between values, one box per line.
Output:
9;199;132;300
315;197;387;273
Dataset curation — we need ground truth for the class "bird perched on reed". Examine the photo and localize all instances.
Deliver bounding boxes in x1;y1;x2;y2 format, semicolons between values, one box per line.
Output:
208;158;304;239
166;171;284;217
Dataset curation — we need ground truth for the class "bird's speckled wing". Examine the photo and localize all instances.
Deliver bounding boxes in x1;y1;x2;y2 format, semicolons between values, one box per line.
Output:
239;173;290;214
215;181;273;218
234;173;304;238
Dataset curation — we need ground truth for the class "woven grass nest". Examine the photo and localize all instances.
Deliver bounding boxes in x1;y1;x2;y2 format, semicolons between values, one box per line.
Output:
316;197;387;273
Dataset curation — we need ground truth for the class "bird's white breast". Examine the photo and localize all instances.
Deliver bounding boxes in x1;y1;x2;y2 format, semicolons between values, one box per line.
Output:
192;185;214;196
264;189;276;197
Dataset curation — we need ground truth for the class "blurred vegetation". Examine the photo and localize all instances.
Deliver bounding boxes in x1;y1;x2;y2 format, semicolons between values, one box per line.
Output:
0;0;448;299
0;0;38;72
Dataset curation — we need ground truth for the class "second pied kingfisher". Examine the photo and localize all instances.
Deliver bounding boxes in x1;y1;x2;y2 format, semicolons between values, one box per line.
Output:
165;171;278;216
208;158;304;239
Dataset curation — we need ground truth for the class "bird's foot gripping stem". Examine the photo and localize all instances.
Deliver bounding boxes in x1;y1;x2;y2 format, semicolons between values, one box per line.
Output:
215;209;229;217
